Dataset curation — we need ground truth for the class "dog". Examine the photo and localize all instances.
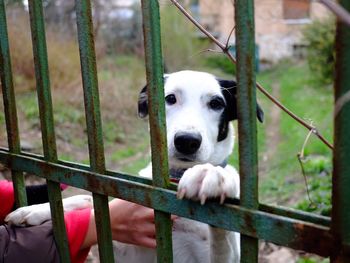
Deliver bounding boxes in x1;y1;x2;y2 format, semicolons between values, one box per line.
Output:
6;70;263;263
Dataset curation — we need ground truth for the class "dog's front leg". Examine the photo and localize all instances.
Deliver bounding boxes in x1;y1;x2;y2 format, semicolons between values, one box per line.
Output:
177;163;240;263
209;227;240;263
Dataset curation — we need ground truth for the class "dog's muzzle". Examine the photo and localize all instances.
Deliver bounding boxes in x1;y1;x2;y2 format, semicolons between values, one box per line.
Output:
174;132;202;156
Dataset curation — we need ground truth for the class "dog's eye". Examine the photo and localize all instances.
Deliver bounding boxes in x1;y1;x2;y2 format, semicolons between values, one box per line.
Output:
209;97;225;110
165;94;177;105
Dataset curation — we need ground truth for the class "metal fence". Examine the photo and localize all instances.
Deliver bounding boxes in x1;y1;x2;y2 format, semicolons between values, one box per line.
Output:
0;0;349;262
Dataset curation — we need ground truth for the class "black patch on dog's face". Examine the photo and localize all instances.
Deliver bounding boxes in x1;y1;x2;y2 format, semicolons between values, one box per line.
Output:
138;77;169;118
138;85;148;118
217;80;238;142
217;79;264;142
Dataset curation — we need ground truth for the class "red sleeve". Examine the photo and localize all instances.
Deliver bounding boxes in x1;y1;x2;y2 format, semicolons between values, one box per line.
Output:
0;180;15;223
64;208;92;263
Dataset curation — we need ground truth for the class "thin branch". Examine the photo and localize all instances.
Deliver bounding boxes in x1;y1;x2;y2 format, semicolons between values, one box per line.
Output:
297;125;318;208
225;26;236;49
170;0;225;50
318;0;350;27
169;0;334;150
188;48;223;60
297;153;317;209
300;125;315;159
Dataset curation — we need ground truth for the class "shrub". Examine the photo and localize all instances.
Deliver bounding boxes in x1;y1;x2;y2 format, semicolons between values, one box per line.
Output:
302;18;335;86
6;8;81;91
160;5;208;72
204;54;236;75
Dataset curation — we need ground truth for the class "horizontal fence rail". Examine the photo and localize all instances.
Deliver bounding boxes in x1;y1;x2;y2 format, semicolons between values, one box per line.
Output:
0;149;334;257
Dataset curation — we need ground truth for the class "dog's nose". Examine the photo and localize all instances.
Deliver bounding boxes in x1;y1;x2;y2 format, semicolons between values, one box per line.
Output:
174;132;202;155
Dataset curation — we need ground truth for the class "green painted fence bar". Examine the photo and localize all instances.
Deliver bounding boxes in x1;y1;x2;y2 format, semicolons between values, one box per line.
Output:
235;0;259;261
0;0;27;208
332;0;350;261
0;147;333;227
140;0;173;262
27;0;70;261
75;0;114;261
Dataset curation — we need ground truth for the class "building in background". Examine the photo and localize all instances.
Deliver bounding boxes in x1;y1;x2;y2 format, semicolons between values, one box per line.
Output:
196;0;331;63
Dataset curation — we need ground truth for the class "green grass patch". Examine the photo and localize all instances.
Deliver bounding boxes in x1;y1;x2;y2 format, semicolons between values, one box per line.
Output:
121;156;151;175
257;61;333;212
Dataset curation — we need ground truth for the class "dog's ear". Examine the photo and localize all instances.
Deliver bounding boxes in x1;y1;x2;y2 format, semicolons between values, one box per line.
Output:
138;76;169;118
218;79;264;123
256;102;264;123
218;80;238;121
138;85;148;118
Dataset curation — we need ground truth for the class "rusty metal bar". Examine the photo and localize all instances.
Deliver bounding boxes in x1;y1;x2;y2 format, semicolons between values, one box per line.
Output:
140;0;173;262
0;0;27;207
3;148;332;227
0;149;335;257
75;0;114;261
332;0;350;261
235;0;259;261
27;0;70;261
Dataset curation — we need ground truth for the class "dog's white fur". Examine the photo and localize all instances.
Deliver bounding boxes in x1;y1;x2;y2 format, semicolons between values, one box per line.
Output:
5;195;93;226
122;71;241;263
6;70;241;263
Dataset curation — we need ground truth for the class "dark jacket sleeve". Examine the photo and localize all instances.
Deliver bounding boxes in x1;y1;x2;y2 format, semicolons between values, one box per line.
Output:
0;221;60;263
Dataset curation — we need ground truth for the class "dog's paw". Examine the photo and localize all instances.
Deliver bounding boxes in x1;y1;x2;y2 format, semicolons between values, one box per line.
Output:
177;164;239;205
5;195;93;226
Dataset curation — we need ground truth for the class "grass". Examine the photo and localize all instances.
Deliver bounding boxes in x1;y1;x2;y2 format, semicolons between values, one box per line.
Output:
256;61;333;214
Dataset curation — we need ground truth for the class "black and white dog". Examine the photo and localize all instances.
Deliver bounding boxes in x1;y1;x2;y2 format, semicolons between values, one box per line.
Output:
6;70;263;263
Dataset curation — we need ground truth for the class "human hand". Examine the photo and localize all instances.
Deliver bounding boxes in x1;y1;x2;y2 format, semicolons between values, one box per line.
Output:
108;199;156;248
82;199;173;249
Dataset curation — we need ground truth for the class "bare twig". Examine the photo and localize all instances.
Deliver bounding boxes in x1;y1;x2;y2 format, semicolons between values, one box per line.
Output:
300;125;315;159
297;153;317;209
318;0;350;27
169;0;334;150
190;48;222;58
225;26;236;49
297;125;318;208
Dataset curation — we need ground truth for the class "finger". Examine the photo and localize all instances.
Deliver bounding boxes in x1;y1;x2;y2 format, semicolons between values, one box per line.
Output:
137;236;157;249
140;222;156;236
141;208;155;220
171;215;179;220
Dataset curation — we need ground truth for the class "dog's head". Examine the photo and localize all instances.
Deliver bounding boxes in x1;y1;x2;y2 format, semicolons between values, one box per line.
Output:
138;70;264;169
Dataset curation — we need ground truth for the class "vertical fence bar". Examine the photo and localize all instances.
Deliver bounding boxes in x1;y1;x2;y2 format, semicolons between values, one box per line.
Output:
0;0;27;207
141;0;173;262
332;0;350;261
75;0;114;262
235;0;259;262
27;0;70;261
